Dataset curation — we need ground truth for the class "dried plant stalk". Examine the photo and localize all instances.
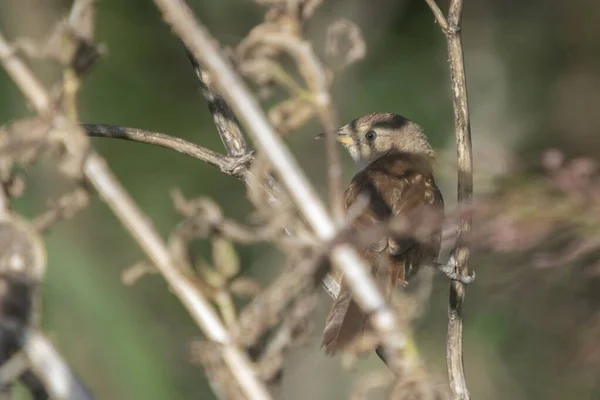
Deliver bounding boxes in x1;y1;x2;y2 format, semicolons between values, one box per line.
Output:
0;29;271;400
152;0;411;373
424;0;473;398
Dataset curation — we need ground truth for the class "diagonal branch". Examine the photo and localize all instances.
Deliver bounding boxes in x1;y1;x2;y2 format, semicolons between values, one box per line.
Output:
152;0;409;373
24;332;93;400
424;0;473;399
184;35;346;299
185;48;249;157
0;31;272;400
253;32;345;220
424;0;449;31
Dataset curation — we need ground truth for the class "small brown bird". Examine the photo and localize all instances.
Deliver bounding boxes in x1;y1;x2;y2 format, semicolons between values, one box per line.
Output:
318;112;444;354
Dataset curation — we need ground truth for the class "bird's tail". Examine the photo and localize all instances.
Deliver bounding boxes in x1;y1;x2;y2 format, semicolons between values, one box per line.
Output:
322;259;404;354
321;280;369;354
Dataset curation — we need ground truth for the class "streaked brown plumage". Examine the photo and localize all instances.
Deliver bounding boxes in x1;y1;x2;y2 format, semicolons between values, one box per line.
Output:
319;112;444;354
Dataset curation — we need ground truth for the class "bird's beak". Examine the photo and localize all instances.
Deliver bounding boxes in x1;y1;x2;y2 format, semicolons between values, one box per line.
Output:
315;129;354;145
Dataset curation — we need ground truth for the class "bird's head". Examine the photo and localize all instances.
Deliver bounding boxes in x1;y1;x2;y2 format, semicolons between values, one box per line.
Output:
316;112;435;168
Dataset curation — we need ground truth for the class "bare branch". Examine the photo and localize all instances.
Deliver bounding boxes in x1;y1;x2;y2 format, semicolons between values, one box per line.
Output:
152;0;410;372
185;49;249;157
248;32;344;218
185;26;345;300
424;0;449;31
24;332;93;400
0;30;272;400
0;34;49;116
0;182;8;218
0;352;28;388
234;247;326;348
82;124;252;176
424;0;473;398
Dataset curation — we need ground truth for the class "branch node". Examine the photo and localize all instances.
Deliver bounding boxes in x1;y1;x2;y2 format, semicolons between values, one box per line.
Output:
444;24;462;36
222;151;255;177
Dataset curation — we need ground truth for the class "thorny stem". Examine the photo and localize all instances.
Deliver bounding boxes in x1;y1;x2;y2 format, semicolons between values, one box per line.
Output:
424;0;473;399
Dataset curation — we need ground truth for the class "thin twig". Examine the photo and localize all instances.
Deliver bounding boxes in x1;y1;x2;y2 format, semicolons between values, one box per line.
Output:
82;124;252;176
0;30;272;400
0;184;8;218
254;34;344;219
185;28;347;294
424;0;473;399
319;109;344;221
0;352;28;389
185;48;249;157
424;0;449;31
186;43;295;216
152;0;409;373
0;35;49;115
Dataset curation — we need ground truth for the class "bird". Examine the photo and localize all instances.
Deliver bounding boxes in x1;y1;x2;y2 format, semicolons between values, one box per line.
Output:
317;112;444;355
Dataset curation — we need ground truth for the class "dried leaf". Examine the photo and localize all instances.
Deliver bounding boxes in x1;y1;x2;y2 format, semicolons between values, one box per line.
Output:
230;277;262;298
212;235;240;280
198;264;225;289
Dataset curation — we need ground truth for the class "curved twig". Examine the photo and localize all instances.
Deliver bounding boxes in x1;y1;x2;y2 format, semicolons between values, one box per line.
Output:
82;124;252;176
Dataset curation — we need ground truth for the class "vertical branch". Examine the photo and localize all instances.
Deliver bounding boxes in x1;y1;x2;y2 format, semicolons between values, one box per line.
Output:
424;0;473;399
445;2;473;399
317;94;344;222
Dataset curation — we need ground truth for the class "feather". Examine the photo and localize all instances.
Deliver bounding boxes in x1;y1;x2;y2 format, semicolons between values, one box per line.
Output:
322;152;444;354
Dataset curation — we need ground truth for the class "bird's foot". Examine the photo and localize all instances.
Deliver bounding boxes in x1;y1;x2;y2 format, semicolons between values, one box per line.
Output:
433;253;475;284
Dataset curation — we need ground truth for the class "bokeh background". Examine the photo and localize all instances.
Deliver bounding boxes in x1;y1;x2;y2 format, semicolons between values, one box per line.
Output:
1;0;600;398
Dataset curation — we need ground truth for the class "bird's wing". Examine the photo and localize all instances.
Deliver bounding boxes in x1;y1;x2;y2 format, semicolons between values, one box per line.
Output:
345;154;443;282
322;153;443;353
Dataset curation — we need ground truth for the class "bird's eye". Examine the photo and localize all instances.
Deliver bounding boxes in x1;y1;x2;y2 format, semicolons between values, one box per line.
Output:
365;130;377;141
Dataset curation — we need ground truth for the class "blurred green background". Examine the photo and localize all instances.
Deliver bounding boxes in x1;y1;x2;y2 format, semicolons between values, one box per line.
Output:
2;0;600;398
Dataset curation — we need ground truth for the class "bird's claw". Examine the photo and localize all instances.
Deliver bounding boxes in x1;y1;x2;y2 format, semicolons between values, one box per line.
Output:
443;268;475;284
433;253;475;284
